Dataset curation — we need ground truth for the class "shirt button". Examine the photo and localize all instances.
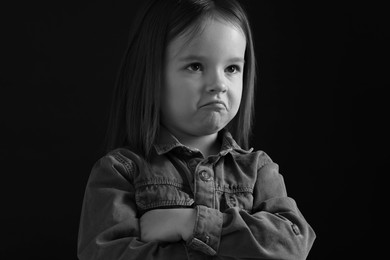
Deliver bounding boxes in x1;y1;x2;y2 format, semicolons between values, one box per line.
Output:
199;170;213;181
205;235;210;244
292;224;301;235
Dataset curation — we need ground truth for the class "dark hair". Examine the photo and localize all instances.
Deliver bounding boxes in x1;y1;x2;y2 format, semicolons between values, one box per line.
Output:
106;0;256;158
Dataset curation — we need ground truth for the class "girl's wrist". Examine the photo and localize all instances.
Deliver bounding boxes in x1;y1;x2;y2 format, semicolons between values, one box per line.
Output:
178;208;196;241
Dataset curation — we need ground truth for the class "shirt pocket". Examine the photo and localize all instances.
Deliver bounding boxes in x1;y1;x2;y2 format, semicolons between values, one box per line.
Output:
135;181;194;214
223;190;254;213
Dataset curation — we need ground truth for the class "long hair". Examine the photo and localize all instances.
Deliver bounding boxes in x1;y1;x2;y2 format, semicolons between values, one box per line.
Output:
105;0;256;159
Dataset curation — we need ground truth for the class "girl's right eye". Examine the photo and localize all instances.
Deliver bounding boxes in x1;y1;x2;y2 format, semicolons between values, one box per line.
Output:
186;63;203;72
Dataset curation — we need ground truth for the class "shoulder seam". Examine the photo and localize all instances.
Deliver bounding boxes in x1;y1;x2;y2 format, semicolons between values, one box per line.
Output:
109;149;137;177
256;151;273;170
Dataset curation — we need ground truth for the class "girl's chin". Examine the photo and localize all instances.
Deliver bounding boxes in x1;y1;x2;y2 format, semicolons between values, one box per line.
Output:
196;114;230;131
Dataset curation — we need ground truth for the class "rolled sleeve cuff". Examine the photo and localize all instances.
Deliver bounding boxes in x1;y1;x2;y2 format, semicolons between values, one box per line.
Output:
186;205;223;255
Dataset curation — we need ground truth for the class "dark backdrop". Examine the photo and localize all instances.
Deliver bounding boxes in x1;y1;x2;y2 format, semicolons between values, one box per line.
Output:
1;0;387;259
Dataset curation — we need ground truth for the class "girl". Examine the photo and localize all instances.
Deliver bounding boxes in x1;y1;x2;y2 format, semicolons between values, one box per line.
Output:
77;0;316;259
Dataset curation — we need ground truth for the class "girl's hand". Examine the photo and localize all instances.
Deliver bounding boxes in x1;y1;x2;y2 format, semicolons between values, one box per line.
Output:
140;208;196;243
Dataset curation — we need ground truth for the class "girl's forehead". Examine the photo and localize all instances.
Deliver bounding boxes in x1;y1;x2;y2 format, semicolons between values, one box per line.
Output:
182;16;244;39
168;18;246;58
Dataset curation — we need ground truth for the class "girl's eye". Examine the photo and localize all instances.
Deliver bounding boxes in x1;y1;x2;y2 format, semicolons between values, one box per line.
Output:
226;65;241;74
186;63;203;72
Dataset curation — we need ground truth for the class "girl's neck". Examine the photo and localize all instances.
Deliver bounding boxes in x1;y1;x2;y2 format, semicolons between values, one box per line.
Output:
182;134;221;157
166;127;221;157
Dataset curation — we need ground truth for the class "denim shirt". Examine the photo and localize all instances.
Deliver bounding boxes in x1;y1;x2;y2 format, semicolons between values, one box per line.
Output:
78;129;316;260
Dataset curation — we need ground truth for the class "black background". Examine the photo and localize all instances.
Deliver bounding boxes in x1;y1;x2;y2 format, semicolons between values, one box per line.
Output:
1;0;387;259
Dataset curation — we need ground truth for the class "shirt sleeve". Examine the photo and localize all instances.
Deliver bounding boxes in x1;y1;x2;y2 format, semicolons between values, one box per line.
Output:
77;151;187;260
186;160;316;259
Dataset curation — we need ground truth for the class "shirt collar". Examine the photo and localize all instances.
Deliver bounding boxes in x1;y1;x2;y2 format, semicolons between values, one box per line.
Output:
154;127;253;156
219;128;253;155
153;127;183;155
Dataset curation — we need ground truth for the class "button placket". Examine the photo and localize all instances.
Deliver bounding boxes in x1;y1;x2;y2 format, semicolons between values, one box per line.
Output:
194;165;215;208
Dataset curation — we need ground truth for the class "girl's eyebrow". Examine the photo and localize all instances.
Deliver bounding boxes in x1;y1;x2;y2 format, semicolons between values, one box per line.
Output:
178;55;207;62
178;55;245;63
228;57;246;63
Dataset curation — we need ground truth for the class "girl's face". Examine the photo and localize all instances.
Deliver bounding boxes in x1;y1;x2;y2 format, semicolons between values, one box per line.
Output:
161;19;246;140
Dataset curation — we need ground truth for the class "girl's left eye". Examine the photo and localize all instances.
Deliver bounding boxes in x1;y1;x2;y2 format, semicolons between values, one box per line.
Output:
226;65;241;74
186;63;203;72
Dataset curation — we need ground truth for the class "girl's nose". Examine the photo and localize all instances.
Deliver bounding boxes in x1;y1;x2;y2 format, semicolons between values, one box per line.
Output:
206;72;227;94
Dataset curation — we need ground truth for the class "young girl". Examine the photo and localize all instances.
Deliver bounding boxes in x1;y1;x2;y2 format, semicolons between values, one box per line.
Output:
78;0;316;259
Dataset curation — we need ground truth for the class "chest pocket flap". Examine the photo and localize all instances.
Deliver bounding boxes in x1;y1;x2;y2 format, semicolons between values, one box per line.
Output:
135;179;194;214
